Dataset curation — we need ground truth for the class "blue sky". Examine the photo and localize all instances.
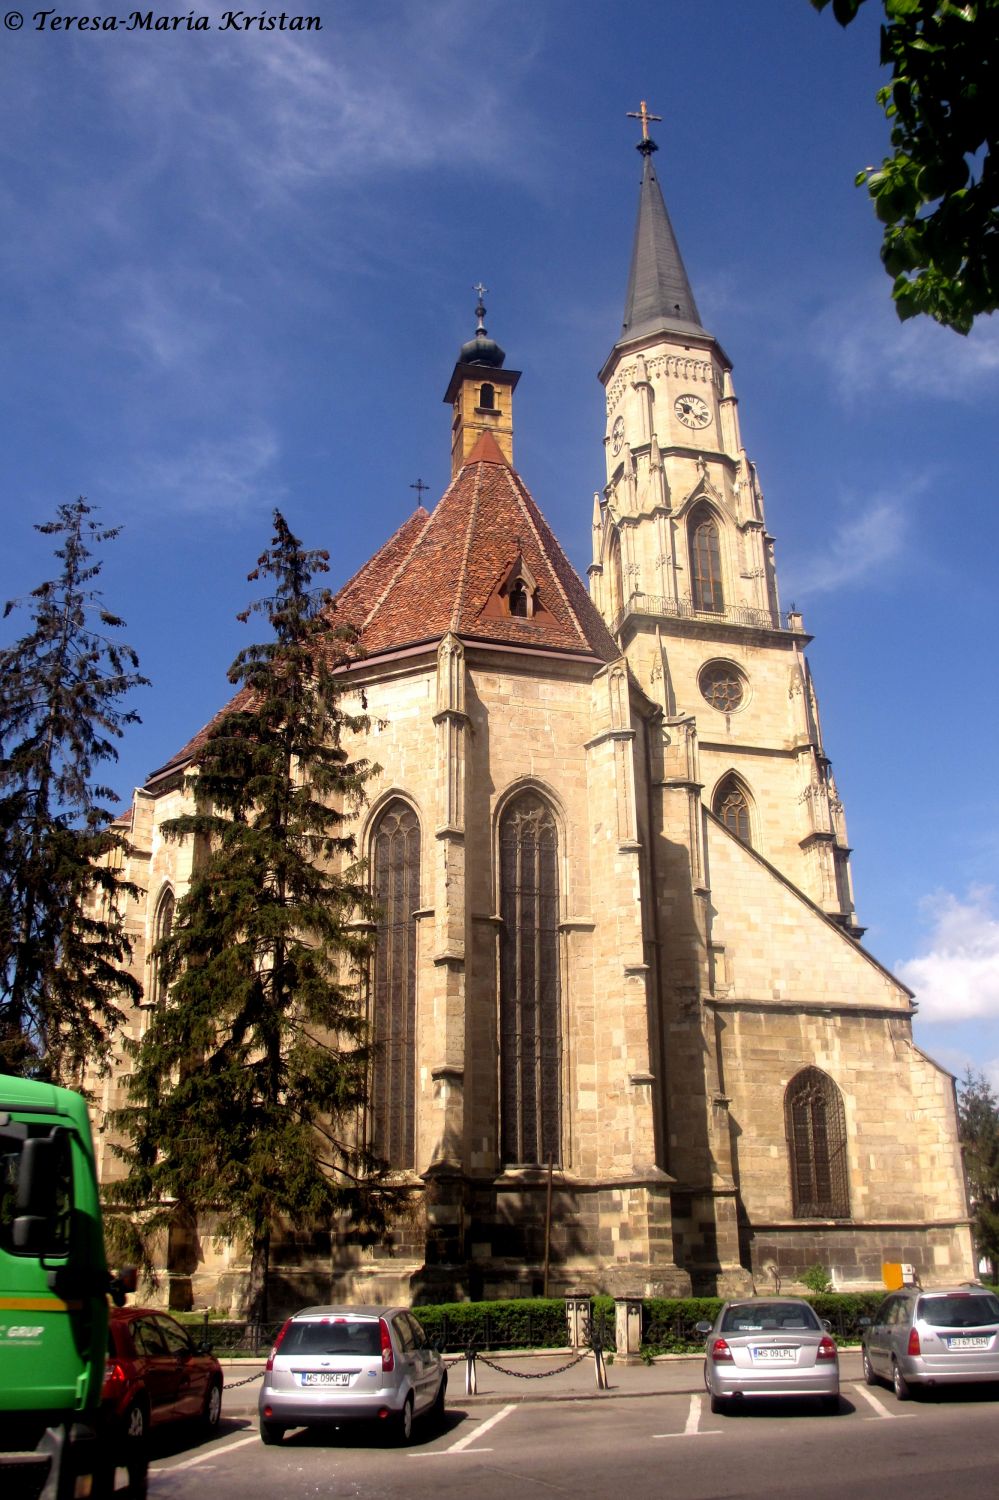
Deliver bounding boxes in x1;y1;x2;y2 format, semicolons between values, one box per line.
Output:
2;1;998;1085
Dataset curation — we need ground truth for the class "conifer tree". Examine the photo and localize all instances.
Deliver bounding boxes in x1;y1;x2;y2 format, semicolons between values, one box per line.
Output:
113;512;380;1320
958;1070;999;1281
0;499;146;1079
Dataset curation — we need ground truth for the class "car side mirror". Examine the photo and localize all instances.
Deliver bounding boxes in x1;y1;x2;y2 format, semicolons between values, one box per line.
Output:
857;1317;871;1328
694;1321;713;1335
821;1319;832;1332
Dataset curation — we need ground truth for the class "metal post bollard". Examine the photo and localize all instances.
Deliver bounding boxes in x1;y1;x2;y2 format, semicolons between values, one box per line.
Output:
465;1346;477;1395
591;1328;609;1390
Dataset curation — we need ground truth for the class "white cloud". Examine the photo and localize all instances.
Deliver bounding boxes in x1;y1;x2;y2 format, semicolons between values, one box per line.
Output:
106;428;281;517
781;490;909;598
898;886;999;1024
813;280;999;402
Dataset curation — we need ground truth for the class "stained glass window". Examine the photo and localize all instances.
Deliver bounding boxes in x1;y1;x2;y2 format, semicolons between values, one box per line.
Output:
499;792;561;1166
785;1067;850;1218
690;507;724;613
714;776;752;846
371;801;420;1169
699;661;745;713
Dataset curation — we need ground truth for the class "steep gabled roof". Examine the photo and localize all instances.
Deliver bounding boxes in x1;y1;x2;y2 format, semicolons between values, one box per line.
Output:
338;429;619;663
145;442;616;786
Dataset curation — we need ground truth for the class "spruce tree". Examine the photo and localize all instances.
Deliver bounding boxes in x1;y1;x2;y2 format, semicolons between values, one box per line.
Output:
958;1070;999;1281
113;511;380;1320
0;498;146;1079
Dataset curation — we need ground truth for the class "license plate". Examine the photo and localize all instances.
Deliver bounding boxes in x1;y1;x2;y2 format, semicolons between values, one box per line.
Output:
947;1336;991;1350
302;1372;350;1385
752;1347;795;1362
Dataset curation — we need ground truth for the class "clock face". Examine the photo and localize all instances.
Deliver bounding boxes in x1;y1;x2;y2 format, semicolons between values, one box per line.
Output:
675;393;710;429
611;415;625;455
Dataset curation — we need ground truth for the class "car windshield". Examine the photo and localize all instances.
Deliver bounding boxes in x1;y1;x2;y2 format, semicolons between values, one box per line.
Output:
283;1320;381;1356
720;1303;821;1334
917;1294;999;1329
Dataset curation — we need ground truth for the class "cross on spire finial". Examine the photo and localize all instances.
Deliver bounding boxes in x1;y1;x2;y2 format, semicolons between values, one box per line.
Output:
410;477;429;503
627;98;662;154
473;282;488;333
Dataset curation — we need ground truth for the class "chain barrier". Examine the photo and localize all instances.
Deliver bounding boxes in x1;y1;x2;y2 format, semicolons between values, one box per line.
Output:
224;1369;265;1389
474;1350;588;1379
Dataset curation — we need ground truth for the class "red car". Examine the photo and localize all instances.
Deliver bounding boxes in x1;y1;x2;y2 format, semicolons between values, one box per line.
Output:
103;1307;224;1444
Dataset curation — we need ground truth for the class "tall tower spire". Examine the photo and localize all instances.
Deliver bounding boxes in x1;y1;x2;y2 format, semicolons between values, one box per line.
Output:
617;103;709;350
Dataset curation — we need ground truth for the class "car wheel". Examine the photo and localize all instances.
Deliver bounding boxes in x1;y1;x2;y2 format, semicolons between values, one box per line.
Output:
892;1361;911;1401
862;1348;878;1387
393;1396;414;1445
124;1403;146;1444
201;1380;223;1433
709;1392;729;1416
259;1419;285;1445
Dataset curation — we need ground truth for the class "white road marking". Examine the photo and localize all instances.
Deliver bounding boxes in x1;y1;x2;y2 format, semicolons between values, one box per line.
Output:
154;1433;261;1471
443;1403;516;1454
851;1382;901;1419
653;1392;722;1438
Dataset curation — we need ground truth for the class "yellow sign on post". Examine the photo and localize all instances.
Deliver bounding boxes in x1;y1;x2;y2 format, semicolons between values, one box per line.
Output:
882;1262;904;1290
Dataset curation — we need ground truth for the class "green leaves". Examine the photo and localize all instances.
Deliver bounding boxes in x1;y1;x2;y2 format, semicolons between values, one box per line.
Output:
813;0;999;332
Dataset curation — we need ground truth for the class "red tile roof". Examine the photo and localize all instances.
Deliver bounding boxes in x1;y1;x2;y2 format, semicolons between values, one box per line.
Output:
146;450;617;784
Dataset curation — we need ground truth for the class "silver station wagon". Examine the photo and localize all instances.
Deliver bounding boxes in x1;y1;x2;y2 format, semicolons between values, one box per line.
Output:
862;1284;999;1398
258;1305;446;1444
698;1297;840;1414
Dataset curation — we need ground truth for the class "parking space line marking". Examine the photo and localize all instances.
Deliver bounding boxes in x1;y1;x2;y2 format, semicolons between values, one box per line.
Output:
409;1448;495;1457
156;1433;261;1470
685;1394;701;1434
851;1383;898;1419
444;1403;516;1454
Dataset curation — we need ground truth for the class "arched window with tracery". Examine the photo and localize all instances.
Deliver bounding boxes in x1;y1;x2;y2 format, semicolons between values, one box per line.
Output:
148;887;175;1008
714;774;753;847
608;528;624;624
785;1067;850;1218
499;791;562;1166
371;800;421;1169
690;505;724;613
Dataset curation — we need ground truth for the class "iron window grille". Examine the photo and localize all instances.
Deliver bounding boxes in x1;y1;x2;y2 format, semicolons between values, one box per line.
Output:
785;1066;850;1218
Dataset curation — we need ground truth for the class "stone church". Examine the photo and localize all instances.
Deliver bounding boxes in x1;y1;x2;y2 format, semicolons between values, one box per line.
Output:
93;120;973;1308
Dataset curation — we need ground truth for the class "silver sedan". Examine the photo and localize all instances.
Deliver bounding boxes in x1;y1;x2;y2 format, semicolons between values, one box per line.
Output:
697;1297;840;1414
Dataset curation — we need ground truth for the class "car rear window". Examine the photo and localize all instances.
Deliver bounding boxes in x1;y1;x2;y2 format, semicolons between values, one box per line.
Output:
917;1293;999;1329
721;1303;821;1333
283;1319;381;1356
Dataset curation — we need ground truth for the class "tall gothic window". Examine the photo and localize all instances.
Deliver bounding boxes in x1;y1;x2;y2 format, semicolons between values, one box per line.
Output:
785;1067;850;1218
371;801;421;1169
714;774;753;847
148;887;175;1008
499;792;562;1165
690;506;724;613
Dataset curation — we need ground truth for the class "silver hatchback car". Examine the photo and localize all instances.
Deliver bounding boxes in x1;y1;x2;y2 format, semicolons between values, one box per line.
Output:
258;1305;446;1444
862;1284;999;1398
698;1297;840;1414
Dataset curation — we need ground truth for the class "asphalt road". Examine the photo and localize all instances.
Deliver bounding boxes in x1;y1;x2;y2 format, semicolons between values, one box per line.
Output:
147;1382;999;1500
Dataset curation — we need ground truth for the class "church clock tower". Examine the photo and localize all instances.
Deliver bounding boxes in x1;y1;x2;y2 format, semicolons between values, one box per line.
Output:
591;103;859;932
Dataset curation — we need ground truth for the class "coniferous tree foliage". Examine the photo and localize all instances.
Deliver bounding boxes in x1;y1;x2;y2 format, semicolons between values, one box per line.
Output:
0;498;147;1079
113;511;381;1320
957;1069;999;1280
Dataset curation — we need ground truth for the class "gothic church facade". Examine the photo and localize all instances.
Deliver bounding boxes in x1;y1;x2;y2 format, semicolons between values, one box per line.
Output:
94;127;972;1308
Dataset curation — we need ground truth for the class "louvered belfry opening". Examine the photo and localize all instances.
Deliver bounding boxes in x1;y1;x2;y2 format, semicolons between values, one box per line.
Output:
371;801;420;1169
785;1067;850;1218
499;792;562;1166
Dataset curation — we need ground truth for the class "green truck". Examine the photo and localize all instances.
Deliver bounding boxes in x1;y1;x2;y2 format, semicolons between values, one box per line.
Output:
0;1075;136;1500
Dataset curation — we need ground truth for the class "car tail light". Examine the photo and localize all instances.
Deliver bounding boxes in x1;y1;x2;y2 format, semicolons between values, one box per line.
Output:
817;1336;838;1361
710;1339;733;1363
265;1318;292;1372
907;1328;921;1357
379;1317;394;1373
104;1360;128;1393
